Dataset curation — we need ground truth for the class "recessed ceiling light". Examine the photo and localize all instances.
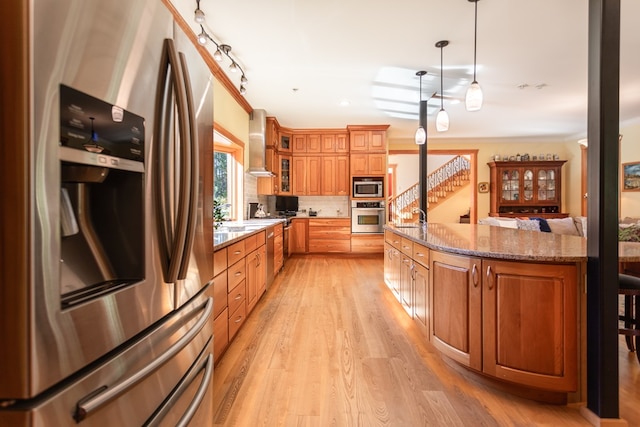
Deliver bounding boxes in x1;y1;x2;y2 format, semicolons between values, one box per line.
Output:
339;99;350;107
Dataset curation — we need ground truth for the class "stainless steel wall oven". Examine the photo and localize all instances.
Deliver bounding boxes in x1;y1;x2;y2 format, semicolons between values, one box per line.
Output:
351;200;385;233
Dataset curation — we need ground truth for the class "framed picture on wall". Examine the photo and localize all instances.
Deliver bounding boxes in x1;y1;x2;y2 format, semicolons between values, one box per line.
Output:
622;161;640;191
478;182;489;193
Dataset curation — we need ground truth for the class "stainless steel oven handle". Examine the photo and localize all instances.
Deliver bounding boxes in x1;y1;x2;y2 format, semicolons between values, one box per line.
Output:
74;297;213;422
144;352;213;427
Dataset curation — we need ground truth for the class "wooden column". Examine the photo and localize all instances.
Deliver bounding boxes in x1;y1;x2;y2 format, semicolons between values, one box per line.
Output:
586;0;620;420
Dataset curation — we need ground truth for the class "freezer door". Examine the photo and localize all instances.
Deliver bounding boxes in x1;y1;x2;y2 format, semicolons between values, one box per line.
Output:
0;291;214;427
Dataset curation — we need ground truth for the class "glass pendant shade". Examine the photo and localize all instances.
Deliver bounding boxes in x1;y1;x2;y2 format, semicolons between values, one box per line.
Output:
436;109;449;132
465;81;483;111
197;31;208;46
194;9;205;23
213;48;223;61
415;126;426;145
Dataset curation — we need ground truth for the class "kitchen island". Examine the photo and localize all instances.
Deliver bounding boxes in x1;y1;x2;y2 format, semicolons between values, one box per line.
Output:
384;223;640;404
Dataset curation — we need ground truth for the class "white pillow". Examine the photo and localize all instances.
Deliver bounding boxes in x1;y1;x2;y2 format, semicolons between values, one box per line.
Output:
573;216;587;238
478;217;500;226
547;217;580;236
495;218;518;229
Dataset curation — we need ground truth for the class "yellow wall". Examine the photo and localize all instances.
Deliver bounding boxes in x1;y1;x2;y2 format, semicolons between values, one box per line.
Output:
212;78;250;167
620;122;640;217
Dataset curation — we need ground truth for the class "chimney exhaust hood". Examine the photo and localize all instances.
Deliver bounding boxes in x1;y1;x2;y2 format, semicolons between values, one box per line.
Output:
247;109;274;177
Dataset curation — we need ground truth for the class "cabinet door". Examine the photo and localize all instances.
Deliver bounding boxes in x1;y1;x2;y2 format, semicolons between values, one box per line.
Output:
499;168;521;204
350;154;368;175
369;131;386;151
430;251;482;370
400;254;413;315
535;167;558;203
335;156;349;196
321;156;336;195
292;134;307;152
482;260;577;392
279;133;291;152
368;153;386;175
349;131;368;151
291;157;307;194
307;134;322;153
257;245;266;298
321;134;335;153
290;219;308;253
306;156;322;195
335;133;349;153
413;262;429;336
279;155;291;194
245;250;259;313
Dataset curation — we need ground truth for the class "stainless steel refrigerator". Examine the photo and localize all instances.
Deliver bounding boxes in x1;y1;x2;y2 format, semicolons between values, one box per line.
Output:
0;0;215;425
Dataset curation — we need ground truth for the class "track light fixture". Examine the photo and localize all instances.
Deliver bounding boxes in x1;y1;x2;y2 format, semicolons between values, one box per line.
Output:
194;1;247;96
414;71;427;145
435;40;450;132
466;0;483;111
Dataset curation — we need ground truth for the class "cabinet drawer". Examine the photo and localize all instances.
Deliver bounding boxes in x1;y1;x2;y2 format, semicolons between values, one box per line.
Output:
385;230;402;249
227;240;246;266
212;270;228;318
308;226;351;239
274;223;283;236
412;243;429;267
400;237;413;257
244;234;258;254
309;239;351;253
308;218;351;228
351;234;384;253
228;259;246;291
214;248;227;277
228;303;247;340
227;279;246;314
213;308;229;362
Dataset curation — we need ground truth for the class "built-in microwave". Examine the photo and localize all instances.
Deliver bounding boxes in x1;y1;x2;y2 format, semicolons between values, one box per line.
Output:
353;178;383;198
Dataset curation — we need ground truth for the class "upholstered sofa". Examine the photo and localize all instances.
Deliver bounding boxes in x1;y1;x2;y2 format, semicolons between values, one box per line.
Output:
478;216;640;242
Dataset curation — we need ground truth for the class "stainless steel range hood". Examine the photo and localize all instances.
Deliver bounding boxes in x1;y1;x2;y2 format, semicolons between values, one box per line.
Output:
247;109;274;177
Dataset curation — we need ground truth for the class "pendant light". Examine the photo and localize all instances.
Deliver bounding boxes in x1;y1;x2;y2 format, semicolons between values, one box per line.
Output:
466;0;483;111
414;71;427;145
435;40;450;132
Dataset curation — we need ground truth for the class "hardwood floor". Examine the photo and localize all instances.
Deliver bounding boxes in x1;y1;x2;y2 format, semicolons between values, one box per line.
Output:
212;254;640;426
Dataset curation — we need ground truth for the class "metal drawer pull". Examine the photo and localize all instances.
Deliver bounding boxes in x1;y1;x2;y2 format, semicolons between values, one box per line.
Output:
234;294;242;300
144;352;213;427
235;316;243;323
74;297;213;422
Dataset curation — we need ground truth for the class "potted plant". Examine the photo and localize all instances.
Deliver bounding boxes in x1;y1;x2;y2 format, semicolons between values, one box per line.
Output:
213;198;227;230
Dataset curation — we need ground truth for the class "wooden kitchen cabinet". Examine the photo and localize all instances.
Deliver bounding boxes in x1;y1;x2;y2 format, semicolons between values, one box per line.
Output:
274;223;284;274
279;154;291;194
350;153;386;176
292;134;307;152
257;147;279;195
482;259;578;392
291;156;321;196
412;242;429;336
430;251;482;371
246;241;266;314
488;160;567;218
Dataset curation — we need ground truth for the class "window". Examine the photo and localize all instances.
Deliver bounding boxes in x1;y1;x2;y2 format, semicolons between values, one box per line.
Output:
214;128;244;221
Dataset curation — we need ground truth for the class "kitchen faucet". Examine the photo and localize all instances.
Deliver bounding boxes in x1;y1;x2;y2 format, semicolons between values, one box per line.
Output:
412;207;427;228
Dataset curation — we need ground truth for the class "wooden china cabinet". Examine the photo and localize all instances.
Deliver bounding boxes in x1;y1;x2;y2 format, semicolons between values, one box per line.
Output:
488;160;567;218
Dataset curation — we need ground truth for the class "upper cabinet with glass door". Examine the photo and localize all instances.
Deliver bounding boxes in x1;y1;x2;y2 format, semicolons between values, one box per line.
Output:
488;160;567;218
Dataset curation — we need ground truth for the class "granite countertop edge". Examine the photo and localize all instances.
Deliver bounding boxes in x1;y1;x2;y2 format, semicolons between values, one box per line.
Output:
214;219;286;250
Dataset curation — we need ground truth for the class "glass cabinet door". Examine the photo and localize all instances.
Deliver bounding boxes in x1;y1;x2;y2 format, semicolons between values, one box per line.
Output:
536;168;557;202
523;169;534;202
279;156;290;193
501;169;520;202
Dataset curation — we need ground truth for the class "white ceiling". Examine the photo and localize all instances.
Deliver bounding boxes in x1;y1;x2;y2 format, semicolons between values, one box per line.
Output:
175;0;640;143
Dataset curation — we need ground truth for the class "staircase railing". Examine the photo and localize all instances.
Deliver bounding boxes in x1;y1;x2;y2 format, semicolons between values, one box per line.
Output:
389;155;471;223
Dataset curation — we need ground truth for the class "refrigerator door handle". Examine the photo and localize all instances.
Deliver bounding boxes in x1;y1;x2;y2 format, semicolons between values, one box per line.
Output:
73;297;213;422
176;51;199;281
154;38;191;284
144;352;213;427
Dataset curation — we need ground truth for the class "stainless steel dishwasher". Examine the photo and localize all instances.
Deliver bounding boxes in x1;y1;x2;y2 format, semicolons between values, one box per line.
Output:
266;225;275;289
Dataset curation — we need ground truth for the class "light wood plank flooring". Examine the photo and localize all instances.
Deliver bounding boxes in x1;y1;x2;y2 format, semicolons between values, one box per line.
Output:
212;254;640;426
